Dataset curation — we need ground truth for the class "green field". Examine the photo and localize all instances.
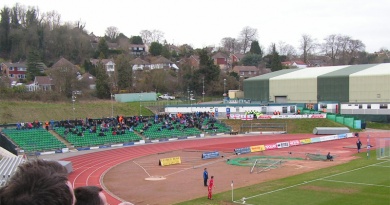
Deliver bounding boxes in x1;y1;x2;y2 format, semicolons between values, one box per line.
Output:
175;151;390;205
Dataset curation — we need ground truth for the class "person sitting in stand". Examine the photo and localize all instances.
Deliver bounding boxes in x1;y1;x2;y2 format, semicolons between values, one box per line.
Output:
77;131;84;137
98;132;106;137
326;152;334;161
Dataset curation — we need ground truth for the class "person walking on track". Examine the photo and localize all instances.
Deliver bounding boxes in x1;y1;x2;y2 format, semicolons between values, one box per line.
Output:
357;138;362;153
203;168;208;186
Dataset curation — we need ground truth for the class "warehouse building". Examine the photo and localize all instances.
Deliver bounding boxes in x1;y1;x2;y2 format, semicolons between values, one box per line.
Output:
243;63;390;103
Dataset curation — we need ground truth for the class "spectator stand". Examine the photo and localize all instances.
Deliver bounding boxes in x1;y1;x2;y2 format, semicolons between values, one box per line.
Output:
2;128;67;155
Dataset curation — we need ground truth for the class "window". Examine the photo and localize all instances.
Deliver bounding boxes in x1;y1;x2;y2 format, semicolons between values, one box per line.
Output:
9;74;14;77
290;106;295;113
18;74;25;79
282;107;287;113
380;104;388;109
358;104;362;109
367;104;371;109
320;104;327;108
9;67;14;71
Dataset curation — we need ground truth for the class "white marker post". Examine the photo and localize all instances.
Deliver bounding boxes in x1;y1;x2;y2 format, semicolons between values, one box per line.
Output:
231;180;234;201
367;134;370;159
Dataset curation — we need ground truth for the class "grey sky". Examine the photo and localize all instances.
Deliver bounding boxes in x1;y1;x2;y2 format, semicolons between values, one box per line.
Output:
2;0;389;53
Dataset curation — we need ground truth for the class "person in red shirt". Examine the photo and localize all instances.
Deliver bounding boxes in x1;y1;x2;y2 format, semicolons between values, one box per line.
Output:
208;176;215;200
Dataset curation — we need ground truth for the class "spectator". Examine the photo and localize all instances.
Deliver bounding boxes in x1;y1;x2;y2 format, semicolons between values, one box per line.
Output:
0;159;75;205
326;152;334;161
74;186;108;205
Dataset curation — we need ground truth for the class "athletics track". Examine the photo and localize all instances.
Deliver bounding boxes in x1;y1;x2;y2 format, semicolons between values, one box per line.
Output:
61;131;387;205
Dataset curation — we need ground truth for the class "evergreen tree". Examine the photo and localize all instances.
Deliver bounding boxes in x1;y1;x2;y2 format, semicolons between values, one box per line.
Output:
95;62;110;99
26;50;42;81
96;38;109;58
270;44;283;71
115;54;132;92
249;40;262;56
149;42;163;56
241;53;262;66
129;36;143;44
195;49;220;93
0;7;11;58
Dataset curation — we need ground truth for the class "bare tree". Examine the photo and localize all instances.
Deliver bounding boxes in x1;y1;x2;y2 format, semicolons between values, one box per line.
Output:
278;41;297;60
42;10;61;30
322;34;342;66
151;29;164;43
238;26;258;53
220;37;239;53
105;26;119;41
140;30;152;45
299;34;317;64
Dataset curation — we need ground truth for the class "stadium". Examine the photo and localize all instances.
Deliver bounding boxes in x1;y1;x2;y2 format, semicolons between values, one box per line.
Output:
1;64;390;205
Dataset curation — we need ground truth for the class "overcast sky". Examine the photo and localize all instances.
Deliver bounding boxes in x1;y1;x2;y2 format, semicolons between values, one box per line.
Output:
2;0;390;53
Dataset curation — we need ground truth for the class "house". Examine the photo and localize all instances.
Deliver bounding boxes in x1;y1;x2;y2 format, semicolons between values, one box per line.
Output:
281;60;307;68
212;52;229;70
79;72;96;90
149;56;178;70
90;59;116;75
27;76;53;91
1;62;27;82
232;66;260;79
129;44;146;56
51;57;79;71
230;53;245;65
188;55;200;68
107;42;120;50
130;58;150;71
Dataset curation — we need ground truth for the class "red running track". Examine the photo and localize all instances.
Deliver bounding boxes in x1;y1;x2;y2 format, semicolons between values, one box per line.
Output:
63;134;319;205
65;131;390;205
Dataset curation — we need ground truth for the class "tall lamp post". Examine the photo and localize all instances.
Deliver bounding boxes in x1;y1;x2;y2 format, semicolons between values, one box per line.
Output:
202;77;205;102
71;92;76;120
110;93;115;118
223;78;227;98
139;93;142;116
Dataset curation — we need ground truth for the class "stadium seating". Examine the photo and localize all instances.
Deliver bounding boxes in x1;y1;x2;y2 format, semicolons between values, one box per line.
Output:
135;119;202;140
0;156;25;187
201;119;231;134
2;128;67;153
54;126;142;147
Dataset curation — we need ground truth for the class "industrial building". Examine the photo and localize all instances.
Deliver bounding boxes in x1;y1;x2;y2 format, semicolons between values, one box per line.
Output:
243;63;390;104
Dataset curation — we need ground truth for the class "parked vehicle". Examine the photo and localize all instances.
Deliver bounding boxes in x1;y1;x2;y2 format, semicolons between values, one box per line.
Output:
159;94;175;100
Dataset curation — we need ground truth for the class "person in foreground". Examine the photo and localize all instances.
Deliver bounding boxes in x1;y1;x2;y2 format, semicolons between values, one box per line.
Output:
0;159;75;205
208;176;215;200
74;186;108;205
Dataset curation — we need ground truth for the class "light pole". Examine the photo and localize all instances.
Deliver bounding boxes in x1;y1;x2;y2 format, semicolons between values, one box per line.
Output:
187;88;190;104
111;93;115;118
202;77;205;102
139;93;142;116
223;78;227;98
71;92;76;120
190;92;194;113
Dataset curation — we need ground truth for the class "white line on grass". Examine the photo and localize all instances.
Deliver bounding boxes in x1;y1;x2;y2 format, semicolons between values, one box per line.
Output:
370;165;390;168
321;179;390;188
234;160;389;203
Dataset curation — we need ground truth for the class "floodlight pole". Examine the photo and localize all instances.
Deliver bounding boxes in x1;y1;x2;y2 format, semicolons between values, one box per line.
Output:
202;77;205;102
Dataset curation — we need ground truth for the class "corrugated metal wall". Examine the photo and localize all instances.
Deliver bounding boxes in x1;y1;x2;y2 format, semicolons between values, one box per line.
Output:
349;64;390;102
243;63;390;103
244;69;297;101
317;64;375;102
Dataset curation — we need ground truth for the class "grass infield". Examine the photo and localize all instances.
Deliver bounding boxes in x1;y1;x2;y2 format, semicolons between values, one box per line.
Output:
175;150;390;205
